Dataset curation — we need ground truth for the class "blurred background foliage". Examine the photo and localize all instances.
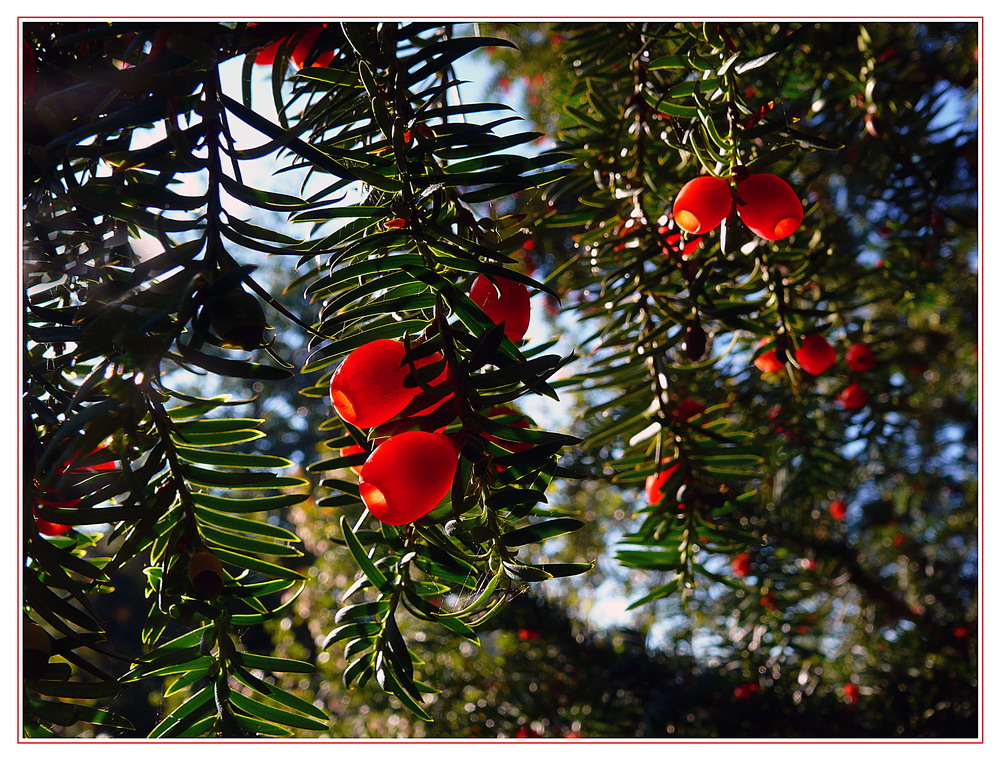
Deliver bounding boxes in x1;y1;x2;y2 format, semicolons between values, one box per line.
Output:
21;20;977;739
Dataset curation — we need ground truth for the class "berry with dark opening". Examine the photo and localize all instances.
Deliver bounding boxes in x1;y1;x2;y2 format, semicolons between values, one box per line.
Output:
795;334;837;376
206;287;266;351
845;343;875;372
469;275;531;343
188;550;225;599
736;173;804;240
672;176;732;235
329;339;448;429
23;621;51;681
359;431;459;525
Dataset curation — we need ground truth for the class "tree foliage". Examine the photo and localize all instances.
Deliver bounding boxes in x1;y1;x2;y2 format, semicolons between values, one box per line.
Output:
21;20;977;739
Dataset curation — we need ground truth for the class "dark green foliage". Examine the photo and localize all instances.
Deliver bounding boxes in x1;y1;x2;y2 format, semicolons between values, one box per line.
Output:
22;20;977;739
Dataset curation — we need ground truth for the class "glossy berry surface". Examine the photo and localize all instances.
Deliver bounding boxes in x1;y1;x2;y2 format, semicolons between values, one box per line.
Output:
672;176;732;235
795;334;837;375
469;275;531;343
645;462;682;505
829;499;848;521
291;25;335;68
329;339;447;429
735;173;803;240
836;382;869;410
359;431;459;525
754;339;784;373
845;343;875;372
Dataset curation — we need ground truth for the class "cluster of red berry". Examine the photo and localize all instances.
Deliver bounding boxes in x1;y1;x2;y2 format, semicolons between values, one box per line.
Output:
328;275;533;525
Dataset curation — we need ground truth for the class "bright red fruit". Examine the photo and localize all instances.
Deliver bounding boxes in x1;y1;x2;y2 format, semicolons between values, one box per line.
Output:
675;397;705;420
731;552;752;578
359;431;459;525
469;275;531;343
836;382;869;410
734;683;759;700
35;446;117;535
845;343;875;372
842;683;860;704
754;339;784;373
829;499;848;521
672;176;732;235
795;334;837;375
291;25;335;68
329;340;448;429
735;174;803;240
645;462;681;505
340;443;368;474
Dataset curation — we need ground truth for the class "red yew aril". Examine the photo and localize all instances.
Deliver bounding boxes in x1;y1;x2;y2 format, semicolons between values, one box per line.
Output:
675;397;705;420
754;339;784;373
830;499;848;521
291;25;335;68
836;382;869;410
845;343;875;372
340;443;368;474
672;176;732;235
731;552;752;578
329;339;448;429
35;446;117;535
469;275;531;343
735;173;803;241
188;550;225;599
645;463;682;506
843;683;860;704
359;431;459;525
734;683;759;700
795;334;837;375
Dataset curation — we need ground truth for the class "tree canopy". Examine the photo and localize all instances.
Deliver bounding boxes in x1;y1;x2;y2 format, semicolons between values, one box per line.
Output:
20;20;978;740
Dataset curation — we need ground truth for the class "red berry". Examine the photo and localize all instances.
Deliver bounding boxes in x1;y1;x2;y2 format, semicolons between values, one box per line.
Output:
340;443;368;474
754;339;785;373
795;334;836;376
836;382;869;410
845;343;875;372
842;683;860;703
254;36;286;66
760;592;778;610
469;275;531;343
645;463;681;505
829;499;848;521
672;176;732;235
329;339;448;429
359;431;459;525
731;552;752;578
675;397;705;420
736;174;804;241
734;683;759;700
35;446;117;534
291;25;335;68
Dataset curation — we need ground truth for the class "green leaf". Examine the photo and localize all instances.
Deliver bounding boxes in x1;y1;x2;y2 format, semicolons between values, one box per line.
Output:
339;515;391;592
499;518;584;547
227;691;328;733
238;652;317;674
